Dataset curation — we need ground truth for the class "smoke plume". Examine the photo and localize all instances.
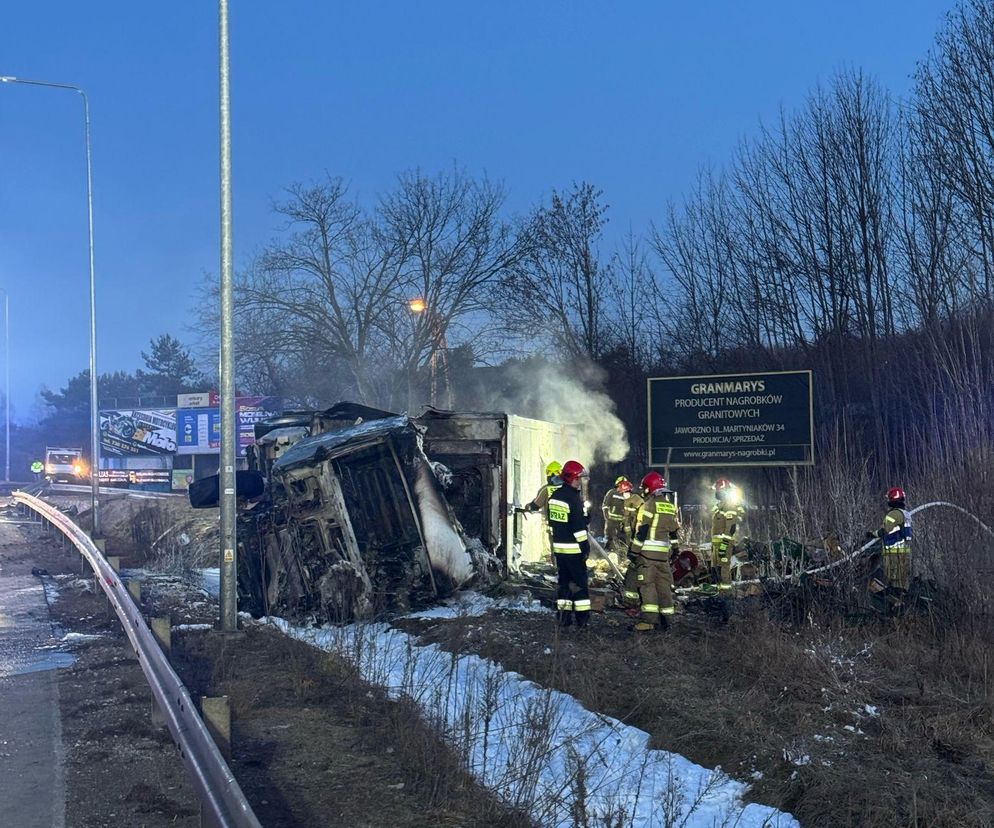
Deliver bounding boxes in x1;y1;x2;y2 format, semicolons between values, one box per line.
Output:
471;358;629;468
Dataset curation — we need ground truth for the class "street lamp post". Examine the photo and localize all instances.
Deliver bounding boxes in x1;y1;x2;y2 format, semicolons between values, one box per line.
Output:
0;76;100;531
408;298;451;409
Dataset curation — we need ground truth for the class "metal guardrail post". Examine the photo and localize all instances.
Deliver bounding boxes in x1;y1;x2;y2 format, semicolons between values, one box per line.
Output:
13;491;261;828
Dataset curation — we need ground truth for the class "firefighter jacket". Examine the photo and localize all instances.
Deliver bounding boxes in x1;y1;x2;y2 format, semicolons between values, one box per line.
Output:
632;492;680;561
624;493;644;536
880;507;912;552
548;484;590;555
711;503;745;543
602;488;630;527
526;476;562;516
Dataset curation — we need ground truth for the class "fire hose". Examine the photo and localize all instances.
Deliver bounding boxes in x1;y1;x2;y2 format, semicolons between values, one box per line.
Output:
740;500;994;585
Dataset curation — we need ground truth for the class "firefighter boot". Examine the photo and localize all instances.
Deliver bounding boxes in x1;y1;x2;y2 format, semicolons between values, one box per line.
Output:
558;610;573;628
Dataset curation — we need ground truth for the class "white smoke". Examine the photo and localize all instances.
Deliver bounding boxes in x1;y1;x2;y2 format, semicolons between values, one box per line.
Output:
473;358;629;467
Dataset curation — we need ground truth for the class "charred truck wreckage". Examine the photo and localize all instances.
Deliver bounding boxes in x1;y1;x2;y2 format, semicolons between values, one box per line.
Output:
191;402;578;623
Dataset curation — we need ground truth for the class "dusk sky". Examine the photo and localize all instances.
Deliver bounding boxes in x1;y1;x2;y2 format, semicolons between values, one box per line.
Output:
0;1;947;419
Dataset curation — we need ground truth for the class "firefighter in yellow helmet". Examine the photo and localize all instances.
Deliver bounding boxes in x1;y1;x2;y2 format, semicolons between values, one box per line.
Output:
602;476;635;558
630;471;678;631
711;478;744;590
523;461;563;559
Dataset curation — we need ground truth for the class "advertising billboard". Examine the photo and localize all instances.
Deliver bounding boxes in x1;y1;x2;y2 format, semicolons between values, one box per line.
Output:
100;409;177;457
237;396;281;455
175;397;281;456
648;370;814;467
176;408;221;455
98;469;172;485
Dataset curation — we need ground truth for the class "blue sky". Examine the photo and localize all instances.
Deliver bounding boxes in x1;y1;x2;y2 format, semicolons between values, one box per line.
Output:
0;1;947;419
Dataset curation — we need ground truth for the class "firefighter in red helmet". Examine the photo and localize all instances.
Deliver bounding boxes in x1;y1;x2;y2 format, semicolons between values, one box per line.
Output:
548;460;591;627
873;486;913;591
630;470;678;631
711;477;744;590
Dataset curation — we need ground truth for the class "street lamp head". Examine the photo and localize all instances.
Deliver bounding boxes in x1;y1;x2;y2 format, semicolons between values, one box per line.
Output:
0;77;17;83
408;297;427;314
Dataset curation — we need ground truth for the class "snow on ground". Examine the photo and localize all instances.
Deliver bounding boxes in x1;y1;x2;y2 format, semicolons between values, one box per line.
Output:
199;568;220;598
407;590;550;619
263;594;799;828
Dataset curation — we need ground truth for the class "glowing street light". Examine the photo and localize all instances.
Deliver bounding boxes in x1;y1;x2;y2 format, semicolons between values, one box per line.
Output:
0;75;100;528
406;297;450;408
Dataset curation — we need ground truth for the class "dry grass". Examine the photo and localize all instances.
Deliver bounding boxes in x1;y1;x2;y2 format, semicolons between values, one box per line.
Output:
400;587;994;828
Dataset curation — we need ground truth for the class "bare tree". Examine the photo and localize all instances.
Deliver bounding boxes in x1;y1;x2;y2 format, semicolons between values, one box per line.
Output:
377;168;525;408
498;182;612;360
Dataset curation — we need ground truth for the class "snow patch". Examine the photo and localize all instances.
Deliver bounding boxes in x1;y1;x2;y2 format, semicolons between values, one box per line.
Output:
173;623;213;632
406;590;549;619
264;615;798;828
60;632;104;644
199;568;220;598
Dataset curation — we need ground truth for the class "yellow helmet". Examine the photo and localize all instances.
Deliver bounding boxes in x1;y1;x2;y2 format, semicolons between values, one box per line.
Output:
545;461;563;477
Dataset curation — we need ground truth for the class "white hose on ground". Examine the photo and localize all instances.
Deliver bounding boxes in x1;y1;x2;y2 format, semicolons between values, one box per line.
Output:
738;500;994;585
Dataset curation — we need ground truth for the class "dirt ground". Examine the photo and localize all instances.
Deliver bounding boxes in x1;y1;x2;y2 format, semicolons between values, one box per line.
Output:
395;592;994;828
12;508;530;828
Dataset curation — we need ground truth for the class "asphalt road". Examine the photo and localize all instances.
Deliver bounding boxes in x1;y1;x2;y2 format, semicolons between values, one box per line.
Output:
0;523;68;828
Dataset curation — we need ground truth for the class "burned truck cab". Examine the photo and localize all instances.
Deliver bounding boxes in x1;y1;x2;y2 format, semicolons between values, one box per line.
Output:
231;403;577;624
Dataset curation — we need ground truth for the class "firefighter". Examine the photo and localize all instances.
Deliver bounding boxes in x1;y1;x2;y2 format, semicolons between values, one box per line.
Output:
711;477;744;590
874;486;913;591
630;471;678;631
602;476;634;558
620;482;645;611
523;461;563;559
548;460;591;627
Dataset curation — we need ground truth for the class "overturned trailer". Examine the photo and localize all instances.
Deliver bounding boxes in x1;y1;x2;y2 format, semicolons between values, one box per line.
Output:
229;403;578;623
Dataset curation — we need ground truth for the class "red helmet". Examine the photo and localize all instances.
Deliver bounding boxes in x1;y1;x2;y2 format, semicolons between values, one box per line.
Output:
887;486;906;502
560;460;586;485
714;477;732;491
617;479;633;493
641;471;666;495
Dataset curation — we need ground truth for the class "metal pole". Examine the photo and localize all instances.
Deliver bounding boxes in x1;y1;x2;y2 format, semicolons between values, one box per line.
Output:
218;0;238;631
0;76;99;529
83;91;100;536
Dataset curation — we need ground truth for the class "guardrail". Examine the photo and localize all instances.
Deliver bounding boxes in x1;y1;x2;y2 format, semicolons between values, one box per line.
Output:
13;491;262;828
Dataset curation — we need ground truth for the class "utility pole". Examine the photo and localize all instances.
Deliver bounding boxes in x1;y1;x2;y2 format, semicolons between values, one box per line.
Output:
0;76;100;527
218;0;238;631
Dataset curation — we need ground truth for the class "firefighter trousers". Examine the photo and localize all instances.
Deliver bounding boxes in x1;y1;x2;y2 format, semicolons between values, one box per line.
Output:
605;520;627;557
554;552;590;626
622;554;640;607
883;549;910;590
637;556;674;625
711;537;732;589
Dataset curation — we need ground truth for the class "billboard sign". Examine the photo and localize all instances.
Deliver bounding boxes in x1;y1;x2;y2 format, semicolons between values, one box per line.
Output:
177;391;218;408
176;408;222;455
237;396;281;455
100;409;177;457
174;397;281;456
648;370;814;467
98;468;172;485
